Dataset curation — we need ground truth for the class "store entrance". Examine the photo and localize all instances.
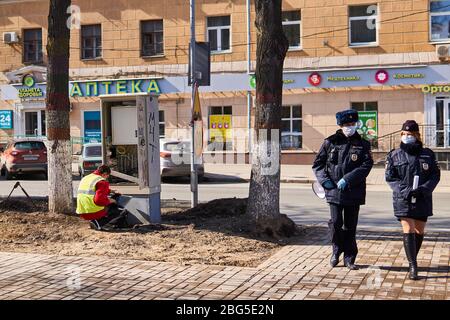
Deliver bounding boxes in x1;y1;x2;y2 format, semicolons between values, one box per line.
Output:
435;98;450;148
24;110;46;137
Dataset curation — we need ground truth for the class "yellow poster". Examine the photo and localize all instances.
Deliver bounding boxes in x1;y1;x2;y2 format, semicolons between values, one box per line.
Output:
209;115;232;142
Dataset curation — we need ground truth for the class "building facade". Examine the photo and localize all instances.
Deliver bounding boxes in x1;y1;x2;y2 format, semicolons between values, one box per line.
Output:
1;0;450;167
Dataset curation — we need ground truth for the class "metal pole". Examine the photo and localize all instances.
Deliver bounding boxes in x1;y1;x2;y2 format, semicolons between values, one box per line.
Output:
190;0;198;207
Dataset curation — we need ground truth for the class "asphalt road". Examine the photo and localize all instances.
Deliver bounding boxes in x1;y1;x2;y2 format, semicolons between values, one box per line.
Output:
1;174;449;231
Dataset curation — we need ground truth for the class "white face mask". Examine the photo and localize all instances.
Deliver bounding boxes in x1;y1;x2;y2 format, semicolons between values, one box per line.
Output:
401;135;416;144
342;125;357;137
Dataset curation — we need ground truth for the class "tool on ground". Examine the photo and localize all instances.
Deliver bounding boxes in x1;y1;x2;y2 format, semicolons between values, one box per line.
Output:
411;175;419;204
2;182;37;210
312;181;326;199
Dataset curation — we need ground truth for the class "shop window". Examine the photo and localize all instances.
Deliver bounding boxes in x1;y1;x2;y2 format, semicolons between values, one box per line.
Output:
351;101;378;112
207;16;231;53
281;105;302;150
81;25;102;59
282;11;301;49
430;1;450;41
23;29;43;64
208;106;232;151
141;20;164;57
349;4;378;46
159;110;165;138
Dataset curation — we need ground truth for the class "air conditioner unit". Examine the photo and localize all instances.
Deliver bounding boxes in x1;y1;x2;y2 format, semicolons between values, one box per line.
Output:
436;44;450;60
3;32;18;44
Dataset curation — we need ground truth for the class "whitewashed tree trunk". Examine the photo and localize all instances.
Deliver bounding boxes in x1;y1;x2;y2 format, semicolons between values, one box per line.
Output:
47;139;73;213
46;0;73;214
246;0;297;237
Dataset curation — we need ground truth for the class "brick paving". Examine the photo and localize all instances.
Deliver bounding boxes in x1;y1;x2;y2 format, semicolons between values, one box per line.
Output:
0;226;448;300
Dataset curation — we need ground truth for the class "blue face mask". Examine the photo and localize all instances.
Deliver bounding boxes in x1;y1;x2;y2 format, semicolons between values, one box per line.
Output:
401;135;416;144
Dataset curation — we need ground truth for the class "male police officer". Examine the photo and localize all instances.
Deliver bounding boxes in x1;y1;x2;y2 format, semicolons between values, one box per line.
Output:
312;109;373;270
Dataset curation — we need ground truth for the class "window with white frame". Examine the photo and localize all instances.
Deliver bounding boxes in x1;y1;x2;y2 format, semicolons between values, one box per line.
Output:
159;110;165;138
430;0;450;42
207;16;231;53
282;11;301;49
349;4;378;46
281;105;302;150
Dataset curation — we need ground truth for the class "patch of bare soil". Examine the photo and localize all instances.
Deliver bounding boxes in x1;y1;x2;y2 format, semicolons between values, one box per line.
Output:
0;198;304;267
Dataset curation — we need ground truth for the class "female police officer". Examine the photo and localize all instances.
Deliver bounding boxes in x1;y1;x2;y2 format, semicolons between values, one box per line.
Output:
313;109;373;270
385;120;440;280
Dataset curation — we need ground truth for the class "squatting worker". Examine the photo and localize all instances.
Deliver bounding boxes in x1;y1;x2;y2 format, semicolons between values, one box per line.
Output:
312;109;374;270
76;164;125;231
385;120;440;280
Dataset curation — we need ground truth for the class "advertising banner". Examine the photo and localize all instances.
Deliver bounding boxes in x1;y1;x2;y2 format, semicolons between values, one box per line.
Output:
357;111;378;141
0;110;13;129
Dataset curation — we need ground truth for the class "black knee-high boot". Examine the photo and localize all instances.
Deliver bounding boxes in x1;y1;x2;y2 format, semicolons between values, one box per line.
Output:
403;233;418;280
415;233;424;258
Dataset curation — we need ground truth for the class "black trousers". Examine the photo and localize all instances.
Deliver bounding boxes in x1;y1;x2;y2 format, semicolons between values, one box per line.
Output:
328;204;360;264
95;205;128;229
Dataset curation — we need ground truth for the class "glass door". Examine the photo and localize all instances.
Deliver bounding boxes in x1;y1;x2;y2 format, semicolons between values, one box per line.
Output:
24;110;46;137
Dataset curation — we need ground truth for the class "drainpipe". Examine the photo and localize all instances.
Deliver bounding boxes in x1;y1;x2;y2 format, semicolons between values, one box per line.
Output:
246;0;252;159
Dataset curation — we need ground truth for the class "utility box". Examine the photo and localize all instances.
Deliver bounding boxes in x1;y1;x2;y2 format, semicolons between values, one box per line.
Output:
100;94;161;223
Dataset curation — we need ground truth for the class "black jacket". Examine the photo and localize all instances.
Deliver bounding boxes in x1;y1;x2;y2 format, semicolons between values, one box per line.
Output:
385;142;441;219
312;130;374;205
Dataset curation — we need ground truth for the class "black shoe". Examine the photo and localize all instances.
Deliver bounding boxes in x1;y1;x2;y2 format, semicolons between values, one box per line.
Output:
89;220;103;231
330;253;340;267
344;261;359;270
415;233;424;258
403;233;419;280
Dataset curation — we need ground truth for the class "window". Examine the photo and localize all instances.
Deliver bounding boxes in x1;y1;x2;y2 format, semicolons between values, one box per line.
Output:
430;0;450;42
282;11;301;49
23;29;43;63
349;5;378;46
281;105;302;150
159;110;165;138
208;106;232;151
81;25;102;59
207;16;231;53
351;101;378;112
141;20;164;57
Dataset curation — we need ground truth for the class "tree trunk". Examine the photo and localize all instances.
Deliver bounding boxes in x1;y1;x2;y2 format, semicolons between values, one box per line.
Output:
246;0;297;238
46;0;73;214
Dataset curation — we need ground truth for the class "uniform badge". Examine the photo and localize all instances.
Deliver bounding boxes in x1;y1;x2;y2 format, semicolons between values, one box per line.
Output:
351;154;358;161
422;163;429;171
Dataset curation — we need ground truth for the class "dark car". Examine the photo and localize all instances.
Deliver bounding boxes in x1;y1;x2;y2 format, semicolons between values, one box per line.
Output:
0;138;48;180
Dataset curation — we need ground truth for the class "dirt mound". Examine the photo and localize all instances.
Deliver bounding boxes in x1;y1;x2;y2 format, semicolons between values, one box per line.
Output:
0;198;48;213
165;198;247;221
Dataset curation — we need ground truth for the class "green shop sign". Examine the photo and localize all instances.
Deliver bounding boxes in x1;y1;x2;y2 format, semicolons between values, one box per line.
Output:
17;74;44;99
422;84;450;94
70;78;161;97
357;111;378;141
249;75;295;89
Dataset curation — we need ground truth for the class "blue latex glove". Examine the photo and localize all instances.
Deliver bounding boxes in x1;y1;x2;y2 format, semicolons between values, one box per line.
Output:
322;180;335;190
337;179;347;190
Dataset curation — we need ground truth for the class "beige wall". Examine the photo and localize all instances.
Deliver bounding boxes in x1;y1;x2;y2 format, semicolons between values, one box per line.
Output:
0;0;438;74
294;88;425;152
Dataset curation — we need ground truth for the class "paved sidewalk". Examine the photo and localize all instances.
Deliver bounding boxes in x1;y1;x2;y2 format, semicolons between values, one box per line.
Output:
0;226;448;300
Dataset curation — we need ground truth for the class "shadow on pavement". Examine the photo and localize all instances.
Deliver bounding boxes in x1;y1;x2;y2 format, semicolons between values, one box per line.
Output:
161;173;247;185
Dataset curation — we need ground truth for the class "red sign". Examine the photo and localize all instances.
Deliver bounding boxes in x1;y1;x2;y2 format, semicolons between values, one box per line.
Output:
375;70;389;84
308;72;322;86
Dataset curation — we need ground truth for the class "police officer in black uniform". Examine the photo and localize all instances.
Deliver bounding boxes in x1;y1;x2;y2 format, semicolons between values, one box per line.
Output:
313;109;374;270
385;120;440;280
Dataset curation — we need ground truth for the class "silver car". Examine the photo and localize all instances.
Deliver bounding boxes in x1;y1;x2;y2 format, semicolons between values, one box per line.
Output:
77;143;103;177
160;140;204;179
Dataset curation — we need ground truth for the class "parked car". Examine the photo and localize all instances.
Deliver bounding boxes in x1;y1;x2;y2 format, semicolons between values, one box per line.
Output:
77;143;103;177
0;138;48;180
160;140;204;179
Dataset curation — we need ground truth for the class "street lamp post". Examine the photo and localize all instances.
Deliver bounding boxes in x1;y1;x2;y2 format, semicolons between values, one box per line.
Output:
190;0;198;207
